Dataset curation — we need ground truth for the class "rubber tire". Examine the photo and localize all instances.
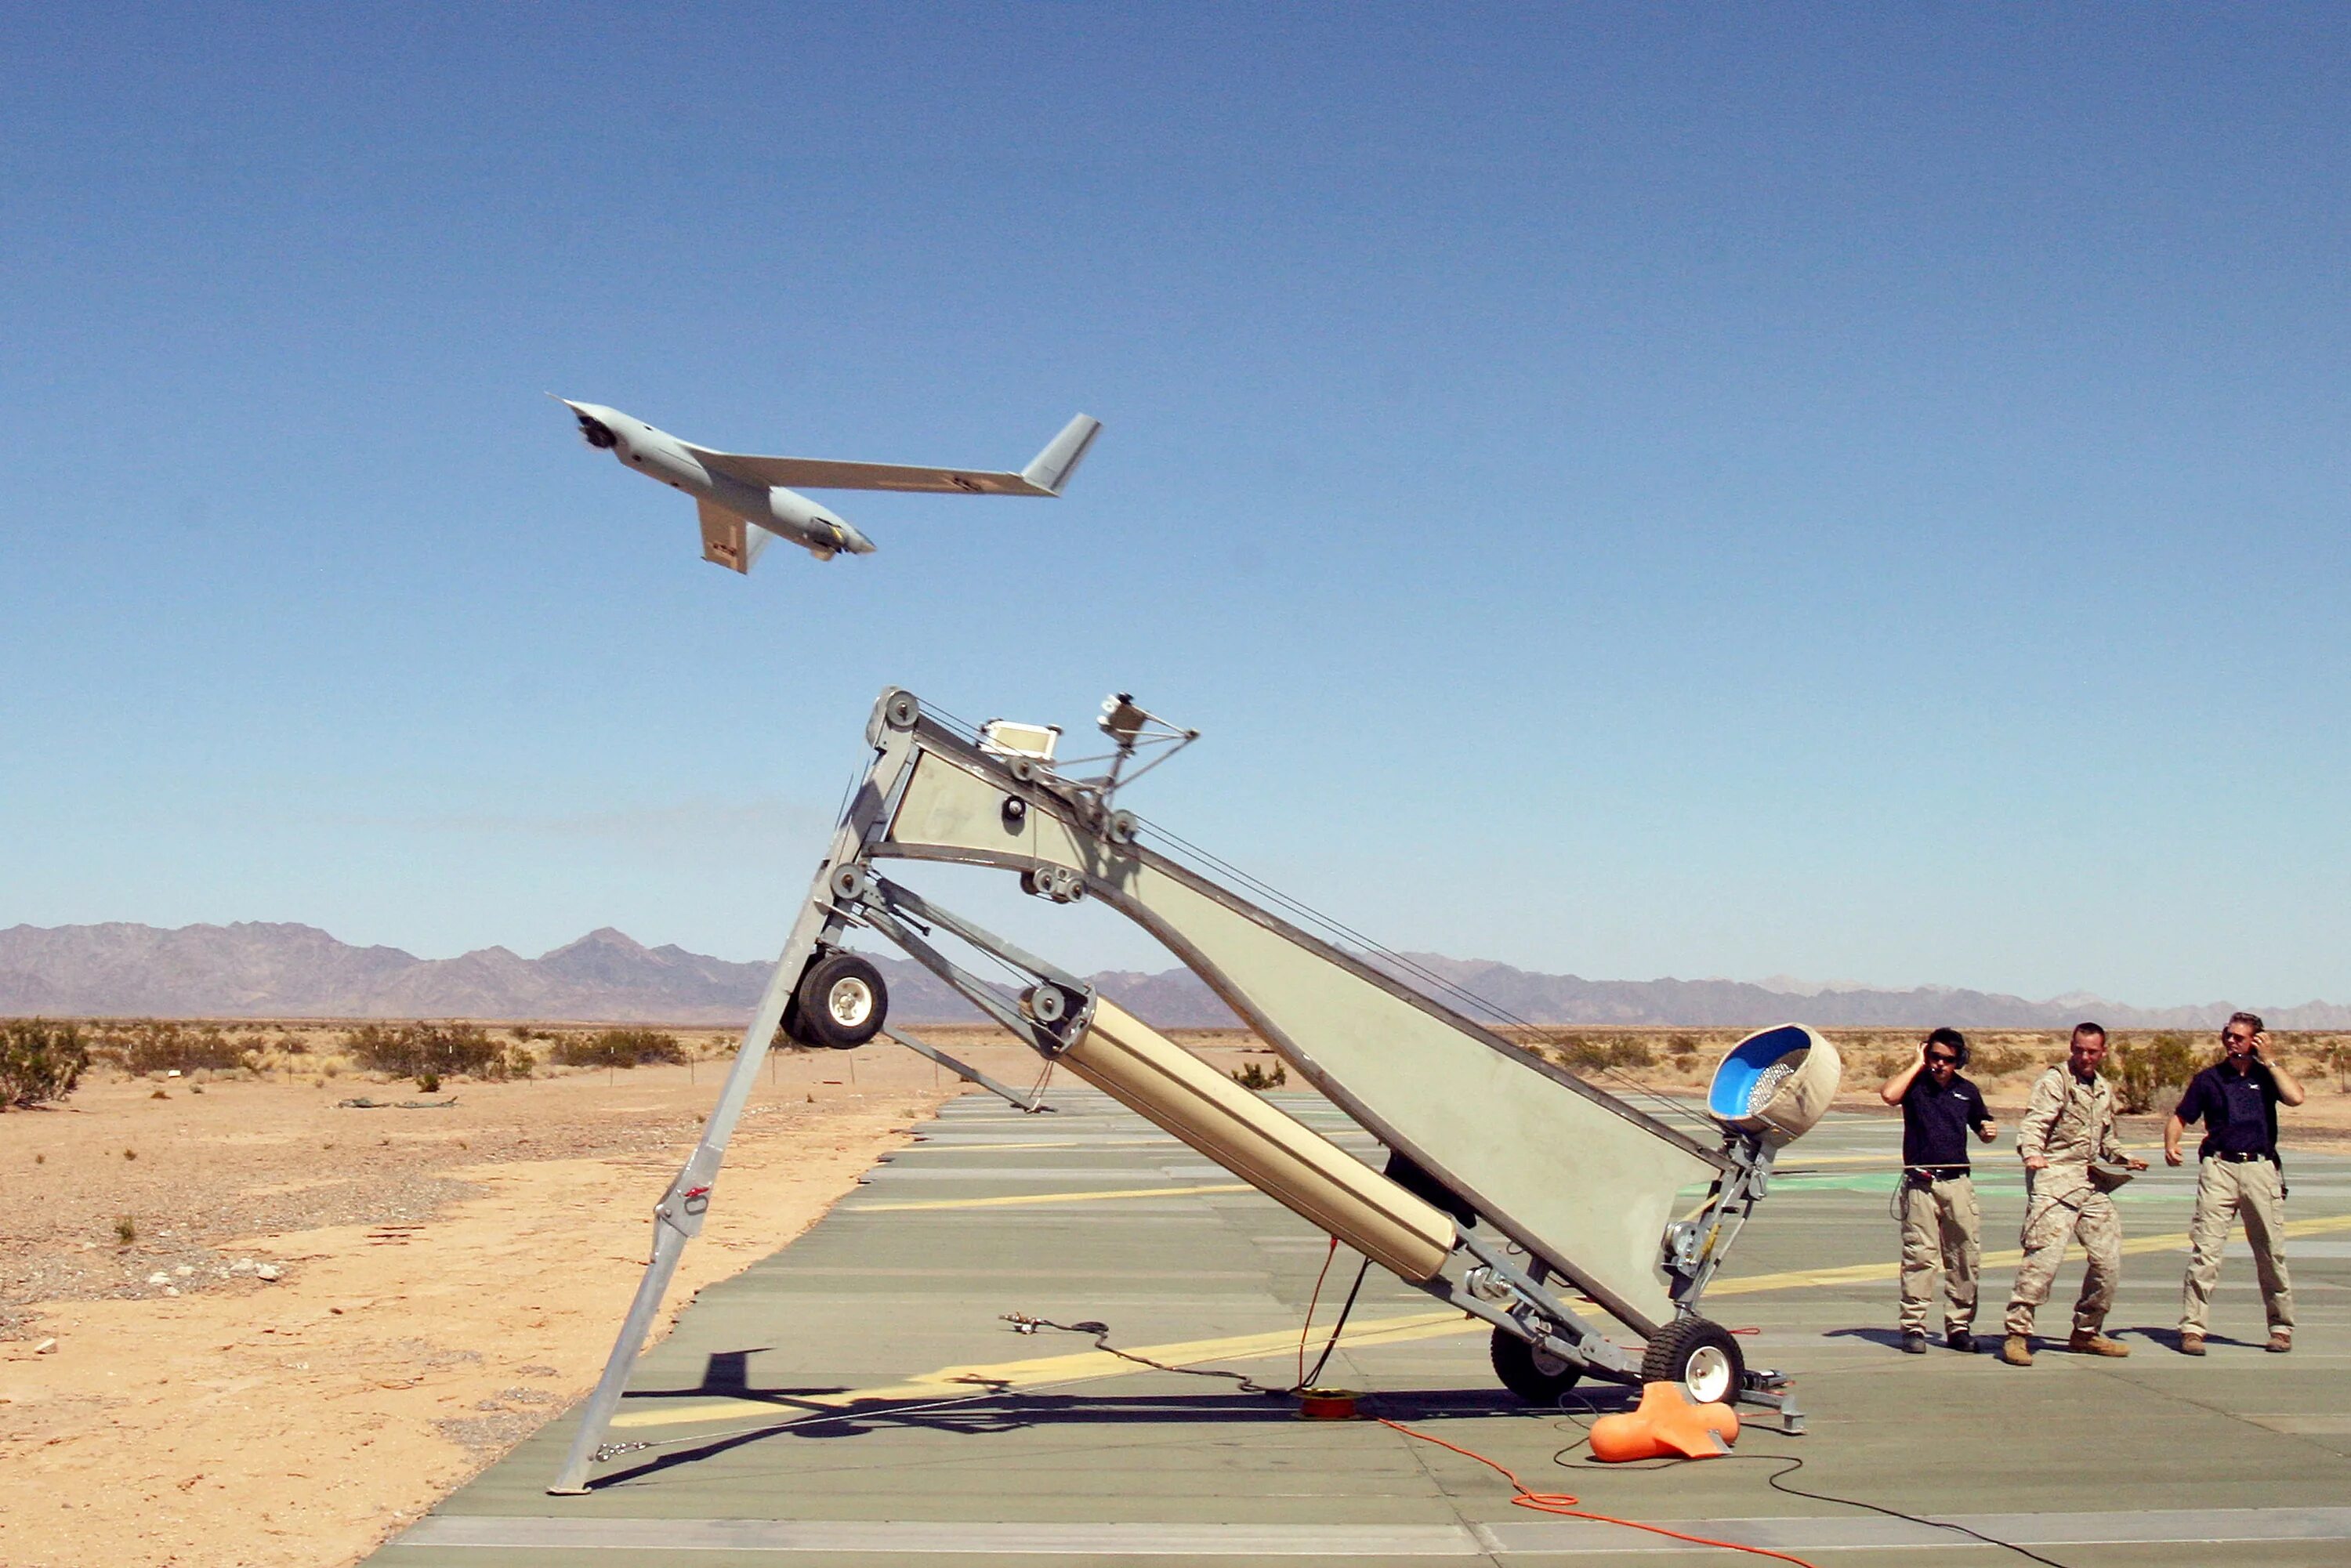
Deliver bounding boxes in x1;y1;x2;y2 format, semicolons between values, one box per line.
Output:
1639;1317;1744;1406
1491;1327;1583;1405
791;952;888;1049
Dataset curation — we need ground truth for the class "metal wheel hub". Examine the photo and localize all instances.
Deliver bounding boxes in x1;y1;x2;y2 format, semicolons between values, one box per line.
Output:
1684;1344;1733;1404
827;977;875;1027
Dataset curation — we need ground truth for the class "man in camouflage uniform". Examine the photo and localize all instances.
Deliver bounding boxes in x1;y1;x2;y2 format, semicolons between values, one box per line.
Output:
2001;1022;2146;1365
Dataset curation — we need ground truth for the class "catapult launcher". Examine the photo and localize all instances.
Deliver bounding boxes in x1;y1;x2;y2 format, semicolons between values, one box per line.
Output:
550;688;1842;1494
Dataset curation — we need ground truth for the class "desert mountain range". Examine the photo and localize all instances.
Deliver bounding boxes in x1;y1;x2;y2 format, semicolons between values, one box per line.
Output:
2;922;2344;1030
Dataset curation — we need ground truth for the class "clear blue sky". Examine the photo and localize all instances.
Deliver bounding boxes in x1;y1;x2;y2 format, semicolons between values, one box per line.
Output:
3;5;2344;1006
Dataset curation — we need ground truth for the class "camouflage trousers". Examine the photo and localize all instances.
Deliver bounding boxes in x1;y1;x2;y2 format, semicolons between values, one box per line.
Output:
2180;1156;2293;1334
2003;1171;2121;1337
1897;1172;1980;1334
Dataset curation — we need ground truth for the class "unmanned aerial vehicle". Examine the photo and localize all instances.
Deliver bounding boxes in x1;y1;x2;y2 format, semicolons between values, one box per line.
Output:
557;400;1101;570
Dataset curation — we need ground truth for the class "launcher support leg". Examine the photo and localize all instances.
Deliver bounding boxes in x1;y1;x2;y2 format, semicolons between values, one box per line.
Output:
547;699;919;1494
881;1024;1056;1113
546;1211;692;1493
546;922;814;1494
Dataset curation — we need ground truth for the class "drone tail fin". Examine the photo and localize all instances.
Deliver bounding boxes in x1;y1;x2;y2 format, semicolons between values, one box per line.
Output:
1020;414;1103;496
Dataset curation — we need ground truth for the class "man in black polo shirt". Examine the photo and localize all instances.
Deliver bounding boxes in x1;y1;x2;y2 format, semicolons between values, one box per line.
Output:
2166;1011;2305;1354
1880;1027;1998;1354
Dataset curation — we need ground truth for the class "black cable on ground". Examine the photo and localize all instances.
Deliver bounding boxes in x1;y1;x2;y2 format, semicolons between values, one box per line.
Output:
992;1314;2073;1568
1297;1258;1372;1389
1540;1423;2075;1568
1000;1314;1290;1396
1751;1452;2075;1568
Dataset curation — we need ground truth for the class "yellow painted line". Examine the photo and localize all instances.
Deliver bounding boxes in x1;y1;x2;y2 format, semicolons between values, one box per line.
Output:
624;1182;2351;1431
860;1182;1252;1213
907;1139;1208;1153
1709;1209;2351;1297
610;1309;1470;1430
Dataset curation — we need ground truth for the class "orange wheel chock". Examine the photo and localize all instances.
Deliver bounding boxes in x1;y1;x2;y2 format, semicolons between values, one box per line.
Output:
1587;1379;1740;1461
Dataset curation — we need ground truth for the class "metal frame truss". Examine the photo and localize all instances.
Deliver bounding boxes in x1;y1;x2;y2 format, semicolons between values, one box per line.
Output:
549;688;1799;1494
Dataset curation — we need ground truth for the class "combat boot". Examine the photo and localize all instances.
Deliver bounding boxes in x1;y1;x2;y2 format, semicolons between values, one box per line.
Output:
2266;1330;2292;1354
2068;1329;2129;1357
1999;1334;2034;1367
2178;1332;2205;1356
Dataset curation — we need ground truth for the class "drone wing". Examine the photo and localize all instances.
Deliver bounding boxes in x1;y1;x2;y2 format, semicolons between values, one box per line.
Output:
685;414;1100;498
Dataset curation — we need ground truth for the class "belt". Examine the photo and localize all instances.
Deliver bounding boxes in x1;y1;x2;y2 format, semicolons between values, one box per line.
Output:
2210;1150;2274;1164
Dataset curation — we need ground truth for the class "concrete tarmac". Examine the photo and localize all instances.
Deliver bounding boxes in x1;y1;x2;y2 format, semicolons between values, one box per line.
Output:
375;1085;2351;1566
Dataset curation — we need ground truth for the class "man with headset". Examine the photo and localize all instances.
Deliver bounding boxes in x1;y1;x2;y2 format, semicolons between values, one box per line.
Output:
1881;1027;1998;1354
2168;1012;2304;1355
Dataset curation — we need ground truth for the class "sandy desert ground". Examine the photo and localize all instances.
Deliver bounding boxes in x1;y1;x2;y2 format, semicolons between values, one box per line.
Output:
4;1023;2346;1568
0;1030;1053;1568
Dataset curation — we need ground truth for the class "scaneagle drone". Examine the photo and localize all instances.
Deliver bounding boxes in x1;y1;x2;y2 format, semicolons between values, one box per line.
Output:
558;399;1100;570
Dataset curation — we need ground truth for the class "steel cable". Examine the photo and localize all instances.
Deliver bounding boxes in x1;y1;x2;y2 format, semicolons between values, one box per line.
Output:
1126;811;1712;1135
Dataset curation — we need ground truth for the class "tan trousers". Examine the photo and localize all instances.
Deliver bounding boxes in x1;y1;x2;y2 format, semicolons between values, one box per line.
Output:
2004;1170;2121;1336
1898;1173;1980;1334
2179;1157;2294;1334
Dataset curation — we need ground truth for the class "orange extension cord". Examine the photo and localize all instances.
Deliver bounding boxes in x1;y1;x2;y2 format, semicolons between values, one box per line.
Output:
1375;1418;1822;1568
1289;1239;1817;1566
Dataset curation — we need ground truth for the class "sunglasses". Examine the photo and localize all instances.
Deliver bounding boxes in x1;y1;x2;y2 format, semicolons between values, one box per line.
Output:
1926;1052;1959;1065
2223;1032;2256;1046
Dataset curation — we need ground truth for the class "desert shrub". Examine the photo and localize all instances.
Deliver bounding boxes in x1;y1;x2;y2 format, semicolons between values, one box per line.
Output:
1666;1034;1701;1063
2108;1032;2198;1115
1230;1059;1288;1090
1547;1034;1597;1068
415;1070;442;1093
2;1019;90;1107
551;1029;685;1069
1608;1037;1654;1070
342;1022;531;1081
1970;1042;2037;1079
1545;1034;1654;1072
88;1019;246;1075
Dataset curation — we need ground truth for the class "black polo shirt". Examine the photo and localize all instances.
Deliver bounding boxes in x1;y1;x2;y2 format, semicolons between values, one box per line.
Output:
2174;1062;2280;1160
1901;1071;1991;1173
